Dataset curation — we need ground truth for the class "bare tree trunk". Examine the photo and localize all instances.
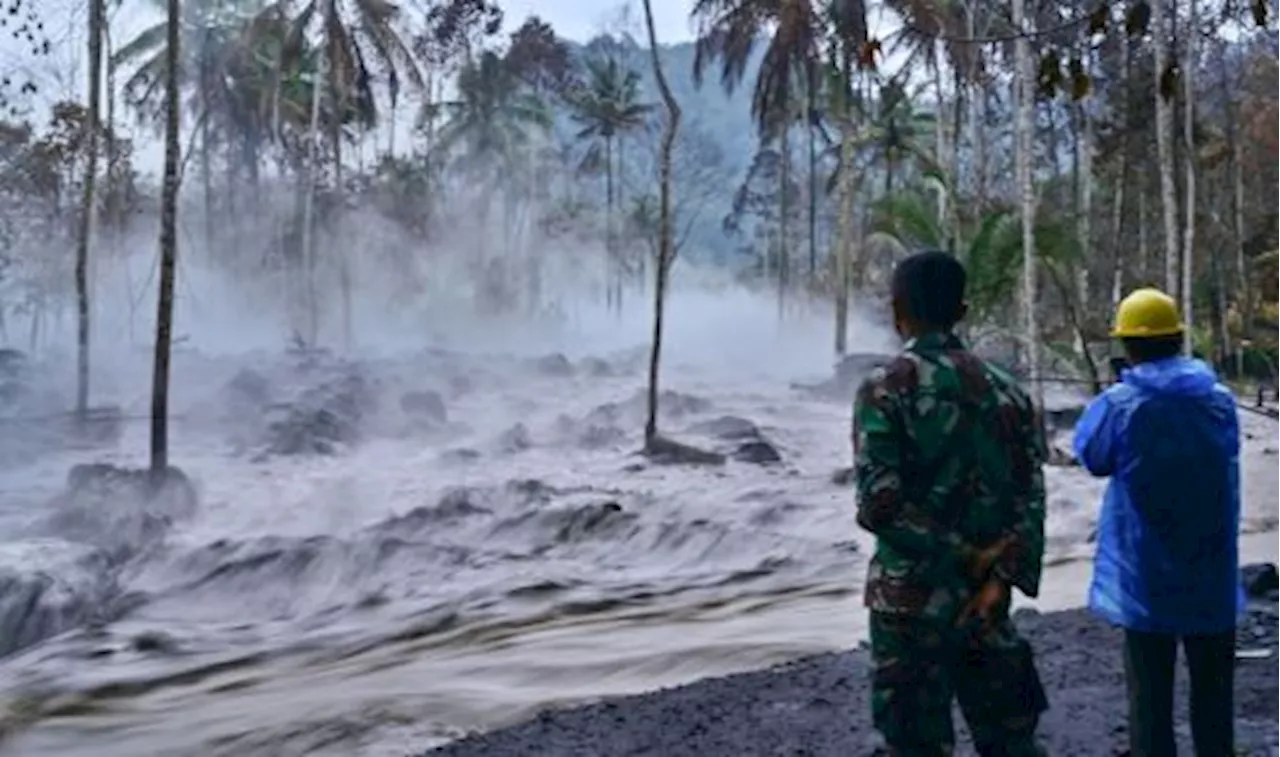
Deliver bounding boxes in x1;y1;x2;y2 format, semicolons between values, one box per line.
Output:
200;30;215;257
74;0;103;419
1076;47;1094;355
300;61;323;347
1013;0;1042;406
834;59;855;357
1138;189;1151;284
1152;0;1180;296
1110;30;1132;312
806;69;818;282
641;0;680;449
932;39;948;239
1180;0;1197;356
778;122;791;321
327;23;352;353
151;0;182;480
1218;42;1247;375
1110;175;1126;310
605;135;616;313
615;137;626;313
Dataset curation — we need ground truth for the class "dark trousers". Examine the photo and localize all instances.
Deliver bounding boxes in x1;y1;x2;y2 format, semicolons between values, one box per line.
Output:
869;612;1049;756
1122;628;1236;757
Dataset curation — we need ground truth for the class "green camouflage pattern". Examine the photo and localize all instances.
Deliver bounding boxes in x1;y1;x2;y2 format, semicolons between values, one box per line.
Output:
852;331;1047;621
869;611;1049;756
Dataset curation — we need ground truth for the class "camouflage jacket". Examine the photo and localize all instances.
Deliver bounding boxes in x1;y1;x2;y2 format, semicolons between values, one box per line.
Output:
853;331;1047;620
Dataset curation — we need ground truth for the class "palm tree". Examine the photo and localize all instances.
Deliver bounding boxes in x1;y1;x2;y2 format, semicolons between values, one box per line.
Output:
432;50;552;184
270;0;424;348
75;0;104;421
839;76;938;195
568;54;654;313
431;49;551;300
113;0;268;244
691;0;823;314
151;0;182;482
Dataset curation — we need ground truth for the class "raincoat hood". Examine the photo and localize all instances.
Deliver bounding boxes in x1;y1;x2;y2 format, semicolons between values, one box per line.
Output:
1121;356;1219;398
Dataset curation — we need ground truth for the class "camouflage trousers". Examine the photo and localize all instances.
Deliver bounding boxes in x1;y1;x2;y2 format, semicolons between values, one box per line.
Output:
868;611;1049;757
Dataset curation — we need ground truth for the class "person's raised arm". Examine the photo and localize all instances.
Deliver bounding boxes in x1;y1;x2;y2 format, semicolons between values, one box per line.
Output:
1073;393;1119;477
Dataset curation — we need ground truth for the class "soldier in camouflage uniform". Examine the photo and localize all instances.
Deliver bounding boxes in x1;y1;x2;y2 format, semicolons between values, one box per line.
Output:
853;251;1049;756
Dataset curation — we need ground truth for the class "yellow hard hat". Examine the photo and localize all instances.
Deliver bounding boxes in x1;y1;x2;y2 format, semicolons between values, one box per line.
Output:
1111;287;1184;339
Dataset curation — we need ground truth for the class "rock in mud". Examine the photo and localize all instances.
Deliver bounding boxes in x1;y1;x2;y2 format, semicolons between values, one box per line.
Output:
577;424;627;449
732;439;782;465
0;540;117;659
1243;563;1279;599
1046;440;1079;467
440;447;482;463
580;357;614;377
224;368;272;411
1042;404;1086;434
688;416;761;441
532;353;574;377
555;414;627;450
400;390;448;425
47;464;198;559
547;502;634;545
830;467;856;486
643;435;726;466
261;368;375;456
497;423;533;453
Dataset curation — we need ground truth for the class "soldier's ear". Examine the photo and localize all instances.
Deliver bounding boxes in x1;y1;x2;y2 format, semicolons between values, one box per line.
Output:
956;300;969;324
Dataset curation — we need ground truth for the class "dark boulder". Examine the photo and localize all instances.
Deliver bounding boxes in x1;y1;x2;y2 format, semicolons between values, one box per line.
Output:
533;353;575;377
261;368;375;456
643;435;726;466
688;416;761;441
1242;563;1279;599
732;439;782;465
400;390;448;425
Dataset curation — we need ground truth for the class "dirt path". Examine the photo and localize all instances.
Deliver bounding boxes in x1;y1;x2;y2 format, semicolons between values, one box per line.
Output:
424;597;1279;757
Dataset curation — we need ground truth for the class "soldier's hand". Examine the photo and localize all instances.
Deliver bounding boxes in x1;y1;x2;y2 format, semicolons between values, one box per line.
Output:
957;578;1009;634
969;535;1012;582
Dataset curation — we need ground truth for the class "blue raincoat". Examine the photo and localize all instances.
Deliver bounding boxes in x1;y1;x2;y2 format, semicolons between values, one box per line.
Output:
1073;356;1246;635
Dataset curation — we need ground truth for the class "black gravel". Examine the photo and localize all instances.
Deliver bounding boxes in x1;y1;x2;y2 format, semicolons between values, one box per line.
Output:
423;598;1279;757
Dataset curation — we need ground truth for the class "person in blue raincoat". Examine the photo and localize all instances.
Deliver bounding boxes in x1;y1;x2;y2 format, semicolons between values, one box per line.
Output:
1073;287;1246;757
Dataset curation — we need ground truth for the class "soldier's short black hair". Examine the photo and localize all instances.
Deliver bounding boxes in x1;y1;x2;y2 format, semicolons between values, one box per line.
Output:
891;250;967;329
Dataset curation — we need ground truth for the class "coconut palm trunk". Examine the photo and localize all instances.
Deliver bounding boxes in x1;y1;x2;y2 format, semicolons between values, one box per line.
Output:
777;122;791;321
834;58;855;357
75;0;104;420
605;134;616;313
151;0;182;480
806;66;817;281
1110;30;1132;313
299;62;323;347
1152;0;1180;297
1013;0;1042;407
1076;48;1094;359
1179;0;1198;355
